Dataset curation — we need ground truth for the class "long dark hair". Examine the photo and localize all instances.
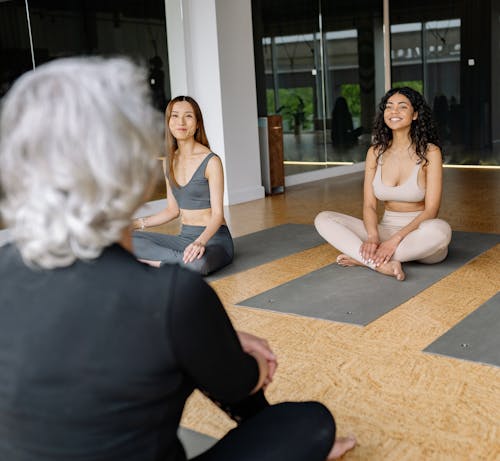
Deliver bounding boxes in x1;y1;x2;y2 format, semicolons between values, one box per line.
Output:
371;87;440;165
165;95;210;187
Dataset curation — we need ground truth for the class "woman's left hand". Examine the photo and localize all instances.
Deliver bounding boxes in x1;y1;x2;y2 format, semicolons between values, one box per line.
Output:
183;241;206;263
373;235;401;266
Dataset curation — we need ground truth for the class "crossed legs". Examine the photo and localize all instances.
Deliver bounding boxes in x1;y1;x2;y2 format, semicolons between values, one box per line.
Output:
193;394;355;461
132;226;233;276
314;211;452;280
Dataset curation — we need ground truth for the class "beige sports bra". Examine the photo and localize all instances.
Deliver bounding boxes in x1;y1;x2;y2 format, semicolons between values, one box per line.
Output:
372;160;425;203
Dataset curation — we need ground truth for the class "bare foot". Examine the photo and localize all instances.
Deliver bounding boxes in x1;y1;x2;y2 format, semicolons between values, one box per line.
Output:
138;258;161;268
327;435;357;459
376;260;405;281
336;254;363;267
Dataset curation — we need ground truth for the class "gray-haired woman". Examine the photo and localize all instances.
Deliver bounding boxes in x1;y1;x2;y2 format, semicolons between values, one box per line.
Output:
0;57;355;461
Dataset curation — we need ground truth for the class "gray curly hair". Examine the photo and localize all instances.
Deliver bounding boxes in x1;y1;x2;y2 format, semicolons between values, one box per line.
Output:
0;57;163;268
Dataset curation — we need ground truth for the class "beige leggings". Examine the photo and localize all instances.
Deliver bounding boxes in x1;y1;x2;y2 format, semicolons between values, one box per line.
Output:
314;210;452;269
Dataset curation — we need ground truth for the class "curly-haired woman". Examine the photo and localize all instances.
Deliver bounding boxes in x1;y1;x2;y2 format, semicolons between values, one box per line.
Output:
315;87;451;281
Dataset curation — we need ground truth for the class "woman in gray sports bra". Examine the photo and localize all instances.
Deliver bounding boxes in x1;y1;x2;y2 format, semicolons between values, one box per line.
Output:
314;87;451;281
132;96;233;275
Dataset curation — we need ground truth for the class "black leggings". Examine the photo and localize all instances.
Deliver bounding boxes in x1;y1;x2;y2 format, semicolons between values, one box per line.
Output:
192;392;335;461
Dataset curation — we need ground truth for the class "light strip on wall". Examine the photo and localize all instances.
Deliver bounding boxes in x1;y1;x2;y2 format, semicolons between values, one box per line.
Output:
443;164;500;170
24;0;35;69
284;162;499;169
284;161;354;166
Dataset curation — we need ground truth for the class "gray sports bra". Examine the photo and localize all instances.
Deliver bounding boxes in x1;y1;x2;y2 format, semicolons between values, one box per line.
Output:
169;152;217;210
372;160;425;203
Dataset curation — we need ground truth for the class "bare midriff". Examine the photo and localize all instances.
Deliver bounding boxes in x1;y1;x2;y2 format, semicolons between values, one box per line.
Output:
384;200;425;212
180;208;226;226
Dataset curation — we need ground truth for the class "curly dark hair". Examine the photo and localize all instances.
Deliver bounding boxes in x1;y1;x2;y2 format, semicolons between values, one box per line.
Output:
371;87;441;165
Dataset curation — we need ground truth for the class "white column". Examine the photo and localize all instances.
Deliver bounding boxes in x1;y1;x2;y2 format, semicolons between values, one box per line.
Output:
373;14;386;105
165;0;265;205
165;0;189;95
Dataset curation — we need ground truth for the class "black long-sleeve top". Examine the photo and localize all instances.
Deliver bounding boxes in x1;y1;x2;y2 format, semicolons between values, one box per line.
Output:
0;243;258;460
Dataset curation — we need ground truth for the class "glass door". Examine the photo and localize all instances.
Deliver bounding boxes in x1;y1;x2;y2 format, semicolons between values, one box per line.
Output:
390;18;461;159
260;0;383;176
390;0;498;165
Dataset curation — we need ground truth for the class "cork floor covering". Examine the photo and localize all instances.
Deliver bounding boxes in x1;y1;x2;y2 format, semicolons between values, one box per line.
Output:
158;167;500;460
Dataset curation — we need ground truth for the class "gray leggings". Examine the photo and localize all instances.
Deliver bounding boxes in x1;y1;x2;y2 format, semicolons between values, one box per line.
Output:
132;225;234;276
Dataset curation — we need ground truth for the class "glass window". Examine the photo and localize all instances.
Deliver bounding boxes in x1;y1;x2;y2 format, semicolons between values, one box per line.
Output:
0;0;34;98
0;0;170;110
256;0;383;176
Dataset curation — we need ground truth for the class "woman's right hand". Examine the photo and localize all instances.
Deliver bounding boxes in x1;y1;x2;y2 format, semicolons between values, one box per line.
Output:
359;239;379;264
183;241;206;264
237;331;277;390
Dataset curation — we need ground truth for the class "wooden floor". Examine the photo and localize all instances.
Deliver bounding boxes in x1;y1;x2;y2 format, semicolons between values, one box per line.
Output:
174;167;500;460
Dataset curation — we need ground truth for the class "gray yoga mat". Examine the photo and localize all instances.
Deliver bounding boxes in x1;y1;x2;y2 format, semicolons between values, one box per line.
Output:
206;223;325;281
0;228;11;247
236;231;500;326
424;292;500;368
178;427;217;458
